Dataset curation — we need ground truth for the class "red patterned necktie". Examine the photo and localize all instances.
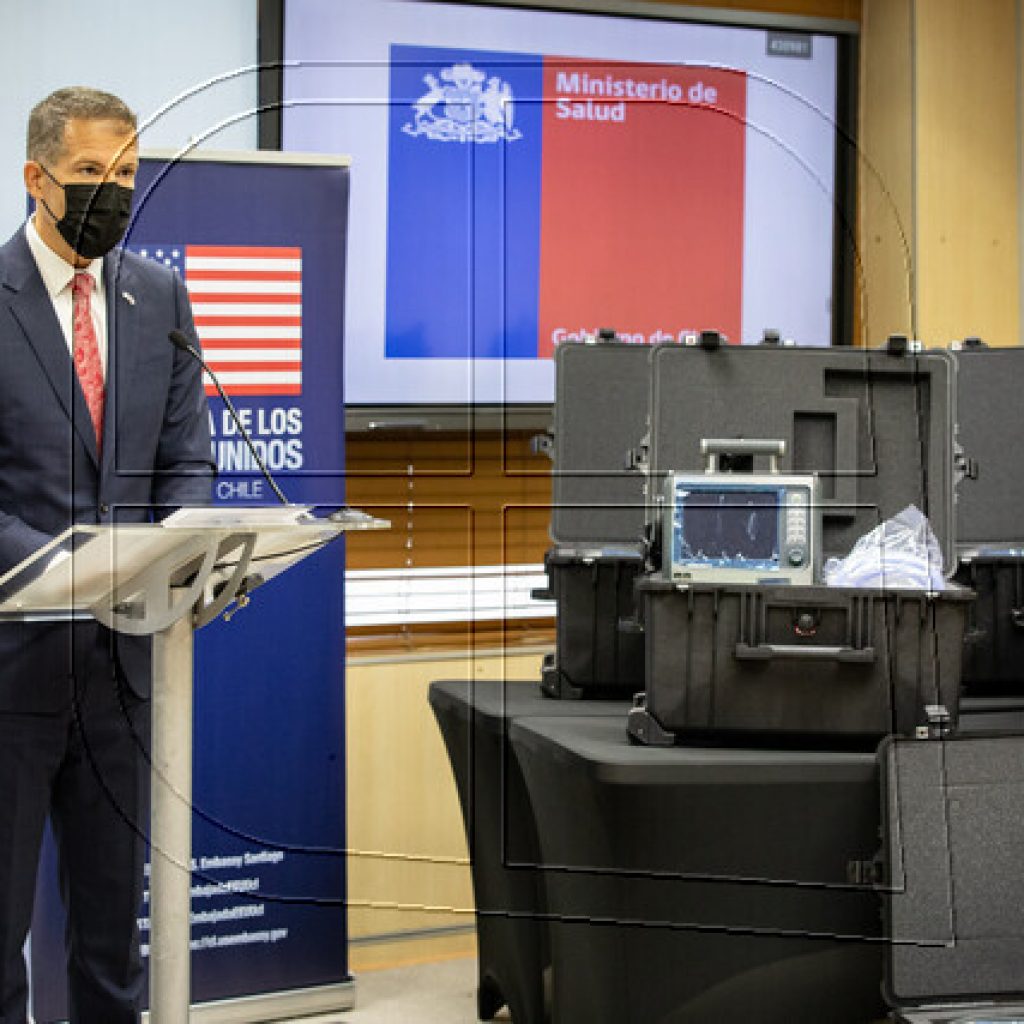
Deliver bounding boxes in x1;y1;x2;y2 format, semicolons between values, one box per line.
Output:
71;271;105;452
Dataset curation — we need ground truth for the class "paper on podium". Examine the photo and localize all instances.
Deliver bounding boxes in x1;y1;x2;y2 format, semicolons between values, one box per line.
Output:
161;505;313;528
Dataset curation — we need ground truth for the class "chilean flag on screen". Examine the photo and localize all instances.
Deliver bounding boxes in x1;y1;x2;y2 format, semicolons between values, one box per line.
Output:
385;46;746;360
134;244;303;396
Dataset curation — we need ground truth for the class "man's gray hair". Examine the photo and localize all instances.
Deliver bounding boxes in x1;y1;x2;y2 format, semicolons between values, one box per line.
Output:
27;87;137;164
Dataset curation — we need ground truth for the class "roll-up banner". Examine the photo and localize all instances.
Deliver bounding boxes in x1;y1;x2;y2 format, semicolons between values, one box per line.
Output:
30;152;353;1021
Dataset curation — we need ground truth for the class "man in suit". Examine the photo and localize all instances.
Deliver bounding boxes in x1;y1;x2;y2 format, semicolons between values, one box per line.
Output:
0;87;215;1023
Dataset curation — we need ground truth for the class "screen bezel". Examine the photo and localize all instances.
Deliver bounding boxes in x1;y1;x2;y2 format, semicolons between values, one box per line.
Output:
258;0;860;432
664;474;818;584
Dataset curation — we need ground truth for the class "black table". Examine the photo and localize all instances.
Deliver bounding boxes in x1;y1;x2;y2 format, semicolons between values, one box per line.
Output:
510;716;887;1023
428;680;629;1024
431;683;1024;1024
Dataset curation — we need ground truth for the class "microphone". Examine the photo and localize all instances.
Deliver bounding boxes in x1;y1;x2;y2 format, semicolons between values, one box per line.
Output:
168;329;290;506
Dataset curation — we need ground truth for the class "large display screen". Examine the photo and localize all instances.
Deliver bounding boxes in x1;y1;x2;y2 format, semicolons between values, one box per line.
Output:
281;0;847;407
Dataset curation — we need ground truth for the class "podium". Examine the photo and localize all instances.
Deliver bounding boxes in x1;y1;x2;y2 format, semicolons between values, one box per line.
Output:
0;507;388;1023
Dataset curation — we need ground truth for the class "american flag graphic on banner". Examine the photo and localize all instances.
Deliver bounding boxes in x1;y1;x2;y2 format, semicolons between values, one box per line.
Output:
134;245;302;396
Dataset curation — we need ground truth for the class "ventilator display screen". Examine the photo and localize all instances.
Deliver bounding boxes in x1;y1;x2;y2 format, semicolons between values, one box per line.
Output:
675;488;780;567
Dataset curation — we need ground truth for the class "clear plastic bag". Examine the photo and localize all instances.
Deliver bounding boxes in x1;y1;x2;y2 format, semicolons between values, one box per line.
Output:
822;505;947;591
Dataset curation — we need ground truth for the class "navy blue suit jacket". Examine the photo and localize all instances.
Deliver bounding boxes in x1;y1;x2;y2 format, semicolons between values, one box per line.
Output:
0;227;215;710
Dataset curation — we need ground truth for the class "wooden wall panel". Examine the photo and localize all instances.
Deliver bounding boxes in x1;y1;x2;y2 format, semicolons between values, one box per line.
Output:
345;431;555;652
346;432;553;573
914;0;1020;347
860;0;1022;348
346;651;546;948
857;0;914;345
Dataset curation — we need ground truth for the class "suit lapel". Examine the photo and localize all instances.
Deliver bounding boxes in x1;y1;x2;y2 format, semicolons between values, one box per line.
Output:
2;232;100;466
103;250;140;480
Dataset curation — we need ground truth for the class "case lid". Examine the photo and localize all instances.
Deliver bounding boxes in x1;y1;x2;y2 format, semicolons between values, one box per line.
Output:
954;347;1024;552
550;340;652;545
648;344;959;576
879;734;1024;1013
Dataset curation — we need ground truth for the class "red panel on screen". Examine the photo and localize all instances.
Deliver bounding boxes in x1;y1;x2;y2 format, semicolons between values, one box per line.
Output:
537;59;747;357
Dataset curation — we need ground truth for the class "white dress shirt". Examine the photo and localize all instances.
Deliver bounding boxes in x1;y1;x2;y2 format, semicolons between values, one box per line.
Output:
24;215;107;378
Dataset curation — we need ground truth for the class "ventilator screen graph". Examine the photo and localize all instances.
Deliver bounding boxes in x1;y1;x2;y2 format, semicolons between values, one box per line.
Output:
283;0;843;405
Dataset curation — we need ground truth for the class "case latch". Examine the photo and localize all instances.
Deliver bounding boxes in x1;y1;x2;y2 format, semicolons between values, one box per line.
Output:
884;334;923;356
627;436;650;473
846;856;884;887
954;446;979;482
793;611;819;638
530;432;554;460
951;335;988;350
683;329;726;350
915;704;952;739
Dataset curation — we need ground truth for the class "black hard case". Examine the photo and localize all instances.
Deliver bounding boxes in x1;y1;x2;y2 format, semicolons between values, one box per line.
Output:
629;344;973;745
952;346;1024;694
956;558;1024;692
540;341;651;698
879;733;1024;1022
537;545;645;698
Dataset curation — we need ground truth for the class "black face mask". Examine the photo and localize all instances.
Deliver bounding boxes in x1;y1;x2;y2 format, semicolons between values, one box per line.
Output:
38;164;133;259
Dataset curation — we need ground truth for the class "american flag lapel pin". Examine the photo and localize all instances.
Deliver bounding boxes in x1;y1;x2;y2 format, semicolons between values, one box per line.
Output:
122;290;136;305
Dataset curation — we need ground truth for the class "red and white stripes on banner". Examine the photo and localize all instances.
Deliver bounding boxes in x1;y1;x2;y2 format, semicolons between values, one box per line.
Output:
185;245;302;396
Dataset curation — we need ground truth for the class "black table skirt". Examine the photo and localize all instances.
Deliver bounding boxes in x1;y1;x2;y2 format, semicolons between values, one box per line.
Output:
511;715;886;1024
430;679;888;1024
428;679;628;1023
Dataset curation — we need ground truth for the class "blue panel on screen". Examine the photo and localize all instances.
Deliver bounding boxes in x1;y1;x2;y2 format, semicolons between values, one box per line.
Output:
385;44;543;359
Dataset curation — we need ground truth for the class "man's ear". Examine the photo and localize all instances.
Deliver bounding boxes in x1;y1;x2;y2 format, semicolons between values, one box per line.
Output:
23;161;44;203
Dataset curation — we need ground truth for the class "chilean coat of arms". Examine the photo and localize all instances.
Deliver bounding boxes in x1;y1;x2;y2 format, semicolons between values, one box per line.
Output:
402;63;522;143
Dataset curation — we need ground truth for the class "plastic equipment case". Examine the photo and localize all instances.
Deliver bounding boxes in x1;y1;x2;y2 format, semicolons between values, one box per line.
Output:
536;544;645;698
951;344;1024;695
628;342;974;746
879;730;1024;1023
536;338;651;698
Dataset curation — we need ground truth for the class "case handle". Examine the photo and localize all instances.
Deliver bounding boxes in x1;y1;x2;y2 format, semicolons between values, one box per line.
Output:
734;642;875;664
701;438;785;473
